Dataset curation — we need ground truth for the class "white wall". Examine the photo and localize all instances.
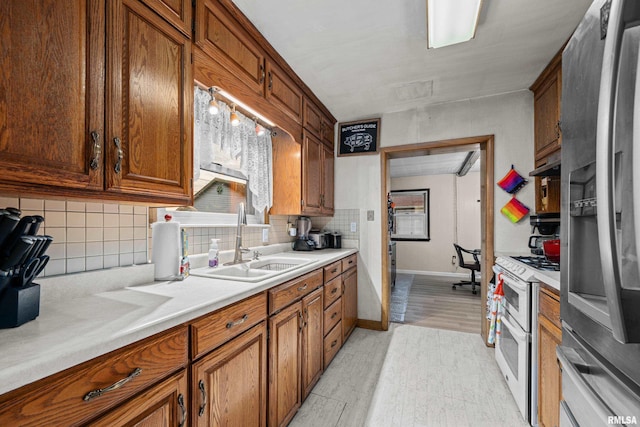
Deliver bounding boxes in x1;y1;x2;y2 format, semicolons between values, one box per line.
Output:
335;90;535;322
391;172;481;274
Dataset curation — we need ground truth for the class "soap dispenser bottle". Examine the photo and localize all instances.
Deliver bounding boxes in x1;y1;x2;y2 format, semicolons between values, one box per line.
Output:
208;239;219;268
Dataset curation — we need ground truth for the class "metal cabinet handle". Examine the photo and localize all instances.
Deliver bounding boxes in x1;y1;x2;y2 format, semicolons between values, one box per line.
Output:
198;379;207;416
330;268;337;274
299;311;304;332
297;283;308;292
178;393;186;427
259;64;265;84
226;314;248;329
331;312;338;319
113;137;123;174
330;287;338;295
89;131;101;170
83;367;142;401
331;339;338;348
268;71;273;91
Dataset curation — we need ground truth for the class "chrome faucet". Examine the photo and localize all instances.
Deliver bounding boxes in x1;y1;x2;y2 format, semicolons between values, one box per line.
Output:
225;202;250;265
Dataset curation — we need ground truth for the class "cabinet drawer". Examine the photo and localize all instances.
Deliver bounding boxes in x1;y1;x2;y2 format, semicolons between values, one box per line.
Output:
269;269;323;314
323;275;342;308
324;297;342;335
324;321;342;369
342;254;357;272
539;286;561;329
0;327;188;427
324;260;342;282
191;292;267;359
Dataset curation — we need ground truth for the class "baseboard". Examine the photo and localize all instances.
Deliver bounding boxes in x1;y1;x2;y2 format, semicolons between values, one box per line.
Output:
357;319;384;331
396;269;475;279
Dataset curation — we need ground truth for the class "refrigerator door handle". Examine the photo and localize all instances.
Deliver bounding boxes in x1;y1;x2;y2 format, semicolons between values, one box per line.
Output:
595;0;627;342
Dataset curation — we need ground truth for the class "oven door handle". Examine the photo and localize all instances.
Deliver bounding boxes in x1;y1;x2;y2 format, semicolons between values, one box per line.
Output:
500;315;528;342
501;275;528;292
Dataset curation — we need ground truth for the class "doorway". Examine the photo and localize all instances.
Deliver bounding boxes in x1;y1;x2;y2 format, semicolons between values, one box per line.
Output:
380;135;495;343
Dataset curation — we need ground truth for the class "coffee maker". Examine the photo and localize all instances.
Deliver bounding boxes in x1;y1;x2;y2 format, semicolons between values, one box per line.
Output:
528;213;560;255
293;216;316;251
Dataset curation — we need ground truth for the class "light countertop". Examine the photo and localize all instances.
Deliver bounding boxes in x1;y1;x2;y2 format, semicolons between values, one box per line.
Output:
0;247;356;396
534;269;560;291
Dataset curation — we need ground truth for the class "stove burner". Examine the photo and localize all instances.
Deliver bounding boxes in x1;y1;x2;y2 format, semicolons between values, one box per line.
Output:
512;256;560;272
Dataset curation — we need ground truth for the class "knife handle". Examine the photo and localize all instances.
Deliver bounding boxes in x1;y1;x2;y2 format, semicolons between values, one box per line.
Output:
0;236;34;271
27;215;44;235
3;216;36;257
0;214;20;252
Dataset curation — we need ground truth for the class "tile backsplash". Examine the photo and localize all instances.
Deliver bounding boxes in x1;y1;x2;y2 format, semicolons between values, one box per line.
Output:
0;195;362;279
0;196;148;277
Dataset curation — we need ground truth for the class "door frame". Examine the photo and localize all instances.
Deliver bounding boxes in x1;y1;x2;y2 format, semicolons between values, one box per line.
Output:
379;135;494;342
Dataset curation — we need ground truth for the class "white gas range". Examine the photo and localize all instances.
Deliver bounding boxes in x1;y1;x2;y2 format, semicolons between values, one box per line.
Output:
493;255;560;426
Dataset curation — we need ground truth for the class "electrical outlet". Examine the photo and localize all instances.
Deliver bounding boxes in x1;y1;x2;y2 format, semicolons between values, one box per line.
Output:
350;222;357;232
262;228;269;242
367;210;374;221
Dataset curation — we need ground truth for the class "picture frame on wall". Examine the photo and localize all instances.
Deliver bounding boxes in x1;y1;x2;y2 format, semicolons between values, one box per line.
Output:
338;118;380;156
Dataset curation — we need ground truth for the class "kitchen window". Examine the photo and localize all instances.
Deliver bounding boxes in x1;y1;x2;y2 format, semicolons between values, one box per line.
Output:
390;189;430;241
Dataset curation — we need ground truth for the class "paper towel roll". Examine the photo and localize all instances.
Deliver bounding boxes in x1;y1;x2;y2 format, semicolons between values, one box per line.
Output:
151;215;181;280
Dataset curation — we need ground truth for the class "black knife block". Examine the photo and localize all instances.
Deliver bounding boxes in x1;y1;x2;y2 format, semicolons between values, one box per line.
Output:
0;283;40;328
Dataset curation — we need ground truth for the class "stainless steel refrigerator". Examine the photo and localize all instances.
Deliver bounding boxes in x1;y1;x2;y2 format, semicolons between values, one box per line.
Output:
559;0;640;425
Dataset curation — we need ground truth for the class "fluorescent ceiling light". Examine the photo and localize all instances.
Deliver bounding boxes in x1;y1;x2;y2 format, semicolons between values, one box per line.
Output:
427;0;482;49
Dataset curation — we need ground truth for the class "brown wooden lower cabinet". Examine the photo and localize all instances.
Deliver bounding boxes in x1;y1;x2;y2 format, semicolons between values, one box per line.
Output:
538;284;562;427
342;265;358;341
269;301;303;427
88;370;188;427
301;287;324;400
192;321;267;427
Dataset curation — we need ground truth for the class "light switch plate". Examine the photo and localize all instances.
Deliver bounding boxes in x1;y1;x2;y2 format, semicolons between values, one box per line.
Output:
350;222;357;232
367;210;374;221
262;228;269;242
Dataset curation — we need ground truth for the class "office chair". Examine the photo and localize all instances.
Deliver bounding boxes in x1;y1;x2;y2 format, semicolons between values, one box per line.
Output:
452;244;481;294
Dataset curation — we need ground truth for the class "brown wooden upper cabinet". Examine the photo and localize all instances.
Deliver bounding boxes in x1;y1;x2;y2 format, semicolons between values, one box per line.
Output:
303;99;323;139
302;131;334;216
0;0;192;205
321;115;336;148
139;0;192;36
531;52;562;162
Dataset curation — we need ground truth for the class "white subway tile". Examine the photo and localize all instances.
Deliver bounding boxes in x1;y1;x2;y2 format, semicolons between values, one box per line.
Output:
119;240;134;253
66;228;86;243
103;203;119;213
66;242;85;258
134;205;147;215
104;241;119;255
119;214;133;227
86;256;104;271
44;259;66;276
86;241;103;257
66;201;86;212
119;204;134;214
133;214;146;227
86;212;103;227
134;227;147;240
47;243;66;260
43;211;66;228
134;239;146;252
86;227;104;242
20;198;44;211
104;227;119;241
119;252;134;267
20;210;44;218
134;252;148;265
66;212;85;227
104;213;119;228
120;227;134;240
66;257;85;274
104;254;119;268
0;196;19;209
44;199;66;211
45;227;66;243
85;202;103;213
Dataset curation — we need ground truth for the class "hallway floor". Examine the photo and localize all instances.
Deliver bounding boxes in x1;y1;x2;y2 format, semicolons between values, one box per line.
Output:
290;325;528;427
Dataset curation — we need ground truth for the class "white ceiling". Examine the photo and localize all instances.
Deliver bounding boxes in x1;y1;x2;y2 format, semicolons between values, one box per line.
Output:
231;0;592;122
390;152;480;178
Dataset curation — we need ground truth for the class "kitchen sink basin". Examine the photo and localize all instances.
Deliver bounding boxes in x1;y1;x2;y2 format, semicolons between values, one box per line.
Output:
191;256;313;282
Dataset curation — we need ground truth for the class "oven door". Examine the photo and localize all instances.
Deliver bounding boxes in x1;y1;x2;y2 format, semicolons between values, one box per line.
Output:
495;310;530;422
501;271;531;333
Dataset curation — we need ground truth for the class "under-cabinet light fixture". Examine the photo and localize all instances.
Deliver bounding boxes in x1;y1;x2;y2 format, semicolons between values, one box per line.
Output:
427;0;483;49
230;105;240;127
254;119;266;136
208;87;220;115
216;88;276;127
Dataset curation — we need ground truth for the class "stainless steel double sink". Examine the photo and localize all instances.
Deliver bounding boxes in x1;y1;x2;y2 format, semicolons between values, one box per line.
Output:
190;256;313;282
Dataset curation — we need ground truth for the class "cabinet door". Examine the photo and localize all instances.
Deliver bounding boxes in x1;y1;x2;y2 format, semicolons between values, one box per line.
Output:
106;0;192;204
342;267;358;341
268;302;302;427
303;99;322;138
321;116;335;148
140;0;192;36
266;60;303;124
87;370;188;427
193;321;267;427
301;287;324;400
302;131;323;214
533;67;561;160
321;143;335;214
538;314;562;427
195;0;266;96
0;1;104;193
270;131;302;215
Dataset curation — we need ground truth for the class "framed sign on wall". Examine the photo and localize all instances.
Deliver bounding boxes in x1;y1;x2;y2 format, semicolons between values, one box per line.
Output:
338;118;380;156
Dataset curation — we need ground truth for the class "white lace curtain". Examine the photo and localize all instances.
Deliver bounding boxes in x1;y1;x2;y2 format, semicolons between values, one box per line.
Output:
194;86;273;213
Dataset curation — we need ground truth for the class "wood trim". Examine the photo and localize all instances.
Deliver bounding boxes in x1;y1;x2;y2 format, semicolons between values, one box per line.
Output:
356;319;383;331
529;45;563;93
379;135;495;343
